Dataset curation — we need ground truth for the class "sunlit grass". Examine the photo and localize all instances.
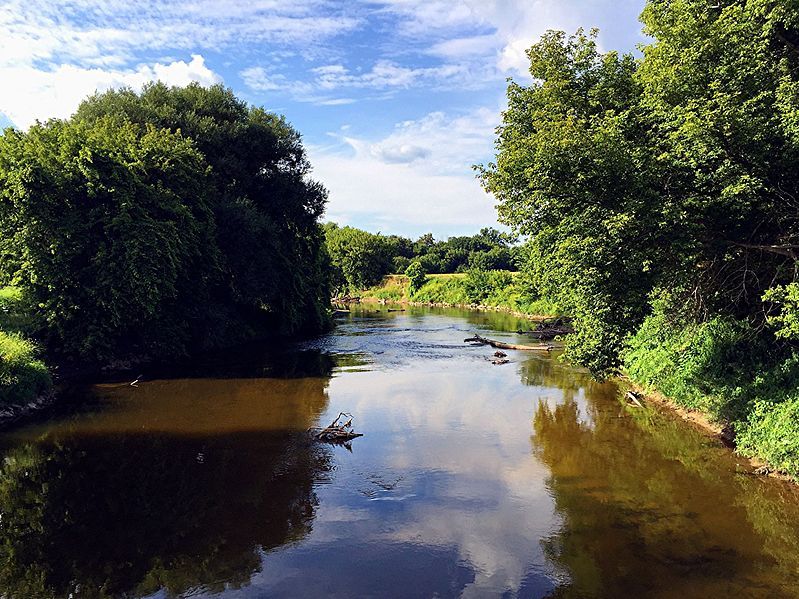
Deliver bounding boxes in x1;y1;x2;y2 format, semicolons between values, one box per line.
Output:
0;330;51;406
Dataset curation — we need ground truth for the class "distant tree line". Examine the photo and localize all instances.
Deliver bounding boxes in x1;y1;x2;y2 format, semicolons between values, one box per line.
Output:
323;223;517;294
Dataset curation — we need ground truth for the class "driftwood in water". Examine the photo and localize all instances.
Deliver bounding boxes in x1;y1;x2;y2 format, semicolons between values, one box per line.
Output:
494;351;507;358
310;412;364;443
464;334;553;352
626;391;644;408
491;358;510;365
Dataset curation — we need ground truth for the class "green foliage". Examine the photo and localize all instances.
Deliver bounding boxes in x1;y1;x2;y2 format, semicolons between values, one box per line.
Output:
324;223;392;293
360;271;561;316
481;5;799;376
360;276;408;302
0;286;28;334
463;269;513;304
408;275;469;305
0;332;51;406
738;390;799;477
480;5;799;473
0;84;329;363
324;223;517;282
478;29;657;375
405;260;427;294
764;283;799;341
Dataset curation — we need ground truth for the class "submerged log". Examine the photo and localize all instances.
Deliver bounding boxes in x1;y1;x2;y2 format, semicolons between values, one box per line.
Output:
464;334;553;352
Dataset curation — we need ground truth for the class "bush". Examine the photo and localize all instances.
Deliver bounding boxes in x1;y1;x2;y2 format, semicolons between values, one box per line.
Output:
463;269;513;304
623;299;799;478
0;332;51;406
0;84;330;363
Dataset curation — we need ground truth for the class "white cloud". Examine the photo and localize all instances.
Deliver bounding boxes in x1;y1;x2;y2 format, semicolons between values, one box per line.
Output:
0;55;221;129
428;34;501;59
309;106;502;234
371;144;430;164
239;66;288;92
368;0;646;77
240;59;495;103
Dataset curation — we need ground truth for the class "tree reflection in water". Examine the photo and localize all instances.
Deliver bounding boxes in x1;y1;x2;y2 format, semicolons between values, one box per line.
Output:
531;394;799;598
0;349;345;599
0;432;332;598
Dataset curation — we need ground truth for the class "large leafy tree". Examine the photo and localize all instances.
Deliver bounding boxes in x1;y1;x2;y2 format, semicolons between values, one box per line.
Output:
323;223;392;293
0;83;330;362
479;30;660;373
638;0;799;319
482;1;799;375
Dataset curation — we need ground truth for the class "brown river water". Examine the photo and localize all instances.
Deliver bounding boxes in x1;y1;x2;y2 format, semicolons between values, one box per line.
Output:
1;307;798;598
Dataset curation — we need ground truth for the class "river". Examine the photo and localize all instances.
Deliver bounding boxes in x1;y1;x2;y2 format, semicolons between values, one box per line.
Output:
0;307;798;598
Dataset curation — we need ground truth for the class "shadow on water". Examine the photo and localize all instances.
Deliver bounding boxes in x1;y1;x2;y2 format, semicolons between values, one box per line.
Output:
0;431;333;598
0;354;340;598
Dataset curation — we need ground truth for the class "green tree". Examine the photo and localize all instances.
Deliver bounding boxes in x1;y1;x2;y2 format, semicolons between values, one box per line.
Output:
478;29;658;374
405;260;427;294
323;224;392;293
0;83;330;363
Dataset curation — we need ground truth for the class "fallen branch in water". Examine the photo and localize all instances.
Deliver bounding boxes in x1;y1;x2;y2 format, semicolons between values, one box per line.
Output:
310;412;364;443
626;391;644;408
464;334;554;352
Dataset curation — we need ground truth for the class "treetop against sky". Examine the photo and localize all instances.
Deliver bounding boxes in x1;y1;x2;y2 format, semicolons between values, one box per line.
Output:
0;0;645;236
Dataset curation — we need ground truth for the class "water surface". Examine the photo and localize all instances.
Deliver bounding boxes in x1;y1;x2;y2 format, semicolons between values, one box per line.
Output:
1;307;798;598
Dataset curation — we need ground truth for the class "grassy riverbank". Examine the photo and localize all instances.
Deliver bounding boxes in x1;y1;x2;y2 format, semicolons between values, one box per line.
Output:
360;272;560;317
622;309;799;480
0;287;52;408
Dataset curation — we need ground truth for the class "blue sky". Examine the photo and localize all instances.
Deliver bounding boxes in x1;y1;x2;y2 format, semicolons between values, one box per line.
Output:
0;0;646;238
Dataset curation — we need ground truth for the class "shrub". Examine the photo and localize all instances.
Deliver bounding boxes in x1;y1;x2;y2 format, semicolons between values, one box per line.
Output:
0;332;51;406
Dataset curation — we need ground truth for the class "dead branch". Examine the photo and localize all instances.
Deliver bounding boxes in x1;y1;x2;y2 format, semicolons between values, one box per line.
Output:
464;334;554;352
310;412;364;443
626;391;644;408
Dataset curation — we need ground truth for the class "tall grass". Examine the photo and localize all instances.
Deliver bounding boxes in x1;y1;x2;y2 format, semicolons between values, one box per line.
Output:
0;331;52;406
0;286;52;406
362;271;561;317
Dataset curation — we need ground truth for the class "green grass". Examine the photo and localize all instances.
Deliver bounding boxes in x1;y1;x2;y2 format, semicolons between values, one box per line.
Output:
0;285;32;333
622;307;799;479
0;286;52;407
362;271;561;317
361;275;409;302
0;331;52;407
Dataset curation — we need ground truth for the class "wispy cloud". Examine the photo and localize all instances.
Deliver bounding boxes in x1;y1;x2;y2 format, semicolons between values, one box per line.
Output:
0;0;362;68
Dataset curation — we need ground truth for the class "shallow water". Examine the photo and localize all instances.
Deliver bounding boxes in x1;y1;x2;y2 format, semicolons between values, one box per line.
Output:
1;307;798;598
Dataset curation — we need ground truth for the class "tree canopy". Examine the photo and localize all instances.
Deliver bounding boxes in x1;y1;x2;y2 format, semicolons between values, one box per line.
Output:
480;3;799;375
0;83;330;363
